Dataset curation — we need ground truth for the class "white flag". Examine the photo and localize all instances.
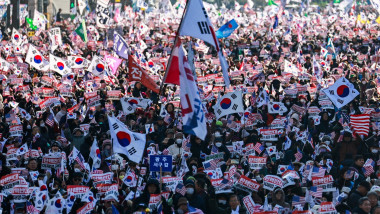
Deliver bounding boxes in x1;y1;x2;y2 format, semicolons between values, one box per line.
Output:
145;124;155;134
16;143;28;156
49;54;72;75
78;0;87;14
213;91;244;119
87;55;108;76
33;10;47;30
108;115;146;163
178;43;207;140
322;77;359;109
178;0;230;87
284;60;299;76
67;56;89;68
96;0;110;28
11;28;22;46
268;101;288;114
48;28;63;52
25;45;49;71
90;138;101;169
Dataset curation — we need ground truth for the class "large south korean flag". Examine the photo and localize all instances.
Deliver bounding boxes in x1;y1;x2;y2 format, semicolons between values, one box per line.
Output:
322;77;359;109
108;115;146;163
213;91;244;119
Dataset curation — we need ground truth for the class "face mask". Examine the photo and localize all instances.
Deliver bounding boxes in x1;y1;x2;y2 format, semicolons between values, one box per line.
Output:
286;101;290;105
119;175;125;180
215;142;222;147
186;188;194;195
40;123;45;127
35;133;40;138
372;149;378;153
74;168;81;172
300;99;306;104
256;176;262;182
177;209;184;214
176;139;182;144
218;200;227;205
27;125;31;129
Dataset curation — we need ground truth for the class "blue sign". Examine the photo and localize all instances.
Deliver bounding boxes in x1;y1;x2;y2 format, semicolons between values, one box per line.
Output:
149;155;173;172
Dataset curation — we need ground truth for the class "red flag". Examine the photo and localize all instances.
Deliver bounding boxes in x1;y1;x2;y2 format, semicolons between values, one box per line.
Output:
163;41;180;85
128;56;160;93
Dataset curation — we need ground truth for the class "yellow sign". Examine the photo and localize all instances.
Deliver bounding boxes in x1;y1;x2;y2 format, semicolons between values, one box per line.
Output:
27;31;35;37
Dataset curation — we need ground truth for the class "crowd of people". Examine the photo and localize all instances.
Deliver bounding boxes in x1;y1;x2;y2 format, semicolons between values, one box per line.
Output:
0;0;379;213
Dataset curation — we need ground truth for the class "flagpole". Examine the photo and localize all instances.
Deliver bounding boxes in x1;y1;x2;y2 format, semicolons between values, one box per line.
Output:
159;0;191;95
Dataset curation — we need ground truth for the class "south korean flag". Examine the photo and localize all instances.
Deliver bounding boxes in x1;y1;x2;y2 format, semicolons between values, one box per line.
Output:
87;55;108;77
25;45;49;71
213;91;244;119
268;101;287;114
322;77;359;109
67;56;89;68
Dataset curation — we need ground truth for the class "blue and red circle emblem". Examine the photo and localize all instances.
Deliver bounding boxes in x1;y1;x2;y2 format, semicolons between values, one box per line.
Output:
126;175;133;182
128;99;138;105
75;58;83;65
57;62;64;70
34;55;42;64
14;34;19;40
55;199;62;208
273;104;280;110
220;98;232;109
96;64;104;72
337;85;349;98
67;74;74;80
116;131;131;147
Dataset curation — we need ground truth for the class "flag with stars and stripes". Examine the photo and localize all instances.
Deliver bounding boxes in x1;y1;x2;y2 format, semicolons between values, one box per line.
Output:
363;159;375;177
350;114;370;137
203;159;218;171
292;195;306;206
175;183;186;196
253;142;264;154
45;113;55;127
310;186;323;198
312;166;326;178
295;147;303;161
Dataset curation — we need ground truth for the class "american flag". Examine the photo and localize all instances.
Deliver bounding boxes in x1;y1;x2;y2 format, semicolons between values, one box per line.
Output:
310;186;323;198
363;159;375;177
312;167;326;178
203;159;218;171
338;111;350;125
295;147;303;161
219;179;234;190
350;114;370;137
253;142;264;154
162;148;169;155
175;183;186;196
75;152;86;170
292;195;305;206
45;113;55;127
26;201;39;214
